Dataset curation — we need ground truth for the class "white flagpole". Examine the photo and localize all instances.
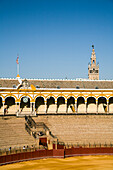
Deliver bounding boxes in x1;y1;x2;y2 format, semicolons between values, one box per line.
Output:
17;63;19;75
16;55;19;76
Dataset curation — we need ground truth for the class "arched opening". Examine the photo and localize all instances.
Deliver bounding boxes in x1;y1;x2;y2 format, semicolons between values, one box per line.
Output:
67;97;75;113
20;97;31;113
0;97;3;114
47;97;55;113
87;97;96;113
5;97;15;114
109;97;113;113
35;97;45;114
57;97;65;113
98;97;107;113
77;97;85;113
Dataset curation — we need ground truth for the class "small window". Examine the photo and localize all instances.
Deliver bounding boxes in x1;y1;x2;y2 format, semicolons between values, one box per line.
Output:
95;86;99;89
93;60;95;64
95;70;98;73
57;86;60;89
76;86;79;89
36;85;40;88
90;70;93;73
13;85;16;88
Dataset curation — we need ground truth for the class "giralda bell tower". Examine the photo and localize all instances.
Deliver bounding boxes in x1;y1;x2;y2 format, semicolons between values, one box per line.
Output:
88;45;99;80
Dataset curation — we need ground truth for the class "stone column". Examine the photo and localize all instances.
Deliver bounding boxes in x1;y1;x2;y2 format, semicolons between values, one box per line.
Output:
45;100;47;114
3;101;4;115
15;102;17;114
55;100;57;114
32;102;35;113
75;101;77;113
18;102;21;114
96;100;98;114
85;100;87;114
107;100;109;114
65;100;67;113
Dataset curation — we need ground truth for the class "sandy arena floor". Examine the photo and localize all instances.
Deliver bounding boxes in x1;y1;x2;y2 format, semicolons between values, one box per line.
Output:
1;155;113;170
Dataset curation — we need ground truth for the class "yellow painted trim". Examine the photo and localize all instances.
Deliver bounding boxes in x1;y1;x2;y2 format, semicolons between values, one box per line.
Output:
57;94;66;99
76;94;86;100
19;94;33;102
97;94;108;99
0;94;5;99
108;95;113;100
46;94;56;100
67;94;76;99
86;94;97;100
34;94;46;100
5;94;17;100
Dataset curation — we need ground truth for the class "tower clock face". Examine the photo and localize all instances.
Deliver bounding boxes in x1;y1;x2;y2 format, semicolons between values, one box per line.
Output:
23;97;28;103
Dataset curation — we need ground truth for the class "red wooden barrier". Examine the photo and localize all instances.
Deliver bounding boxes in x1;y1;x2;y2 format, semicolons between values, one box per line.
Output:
64;147;113;157
1;147;113;165
53;149;64;158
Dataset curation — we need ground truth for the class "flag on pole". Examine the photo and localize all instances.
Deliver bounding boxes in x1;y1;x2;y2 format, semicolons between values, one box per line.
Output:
16;56;19;64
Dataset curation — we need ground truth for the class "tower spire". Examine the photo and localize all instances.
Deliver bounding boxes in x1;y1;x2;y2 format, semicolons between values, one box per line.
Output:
88;45;99;80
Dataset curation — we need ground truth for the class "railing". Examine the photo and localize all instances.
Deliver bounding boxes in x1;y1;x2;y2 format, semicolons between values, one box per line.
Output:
0;145;46;156
36;122;49;130
25;115;37;128
25;123;32;135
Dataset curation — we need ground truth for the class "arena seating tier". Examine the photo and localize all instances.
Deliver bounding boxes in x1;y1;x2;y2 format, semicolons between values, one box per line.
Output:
34;115;113;145
0;117;36;149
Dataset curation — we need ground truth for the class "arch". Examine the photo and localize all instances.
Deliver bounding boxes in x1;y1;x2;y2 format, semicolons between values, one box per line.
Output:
35;95;45;102
77;94;86;100
97;95;108;100
57;96;66;113
46;94;56;100
5;94;17;101
87;95;96;101
5;96;15;105
57;94;66;100
98;97;107;113
19;94;32;101
35;97;45;114
67;94;76;100
4;97;16;115
20;97;30;109
109;97;113;113
47;97;56;113
67;96;75;113
34;94;46;101
77;97;85;113
108;95;113;100
87;97;96;113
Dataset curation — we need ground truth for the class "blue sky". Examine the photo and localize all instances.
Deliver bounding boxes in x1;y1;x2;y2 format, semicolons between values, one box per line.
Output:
0;0;113;80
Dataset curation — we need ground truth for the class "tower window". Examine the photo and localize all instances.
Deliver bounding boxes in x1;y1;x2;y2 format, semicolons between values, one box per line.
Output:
93;60;95;64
